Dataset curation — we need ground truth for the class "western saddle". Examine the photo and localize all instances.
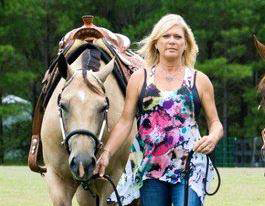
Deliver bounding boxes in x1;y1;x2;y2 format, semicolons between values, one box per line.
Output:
28;15;144;174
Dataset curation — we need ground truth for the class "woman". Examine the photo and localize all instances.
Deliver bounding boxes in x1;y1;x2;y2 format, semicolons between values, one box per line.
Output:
95;14;223;206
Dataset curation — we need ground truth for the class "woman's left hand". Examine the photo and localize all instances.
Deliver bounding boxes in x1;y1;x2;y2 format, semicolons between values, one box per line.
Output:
195;72;223;154
193;135;217;154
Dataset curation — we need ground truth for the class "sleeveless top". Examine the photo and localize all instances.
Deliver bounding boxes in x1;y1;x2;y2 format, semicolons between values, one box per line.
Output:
108;67;214;205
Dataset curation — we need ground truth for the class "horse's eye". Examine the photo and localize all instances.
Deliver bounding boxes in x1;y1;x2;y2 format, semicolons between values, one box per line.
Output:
100;104;109;113
59;102;68;111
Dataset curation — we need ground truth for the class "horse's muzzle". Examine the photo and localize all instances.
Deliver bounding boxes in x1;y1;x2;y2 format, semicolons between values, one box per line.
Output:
69;154;96;181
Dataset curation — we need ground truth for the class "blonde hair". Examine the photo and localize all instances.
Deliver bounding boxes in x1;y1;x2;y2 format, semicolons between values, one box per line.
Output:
137;14;199;68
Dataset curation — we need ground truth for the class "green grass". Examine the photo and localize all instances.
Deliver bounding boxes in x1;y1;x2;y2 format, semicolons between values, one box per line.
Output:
205;168;265;206
0;166;264;206
0;166;51;206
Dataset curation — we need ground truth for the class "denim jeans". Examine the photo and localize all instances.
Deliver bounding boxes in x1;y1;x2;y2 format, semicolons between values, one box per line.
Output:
140;179;202;206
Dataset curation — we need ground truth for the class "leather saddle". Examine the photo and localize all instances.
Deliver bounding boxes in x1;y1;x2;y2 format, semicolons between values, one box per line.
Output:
28;15;144;174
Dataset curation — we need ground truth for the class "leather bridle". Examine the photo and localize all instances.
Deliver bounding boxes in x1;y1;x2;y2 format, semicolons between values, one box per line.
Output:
57;69;109;155
56;44;123;206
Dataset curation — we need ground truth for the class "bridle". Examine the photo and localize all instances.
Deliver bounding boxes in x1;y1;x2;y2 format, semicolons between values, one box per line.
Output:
57;69;123;206
56;44;123;206
57;69;109;155
56;41;122;155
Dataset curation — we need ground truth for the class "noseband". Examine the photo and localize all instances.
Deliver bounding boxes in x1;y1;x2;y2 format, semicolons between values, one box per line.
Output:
57;70;109;155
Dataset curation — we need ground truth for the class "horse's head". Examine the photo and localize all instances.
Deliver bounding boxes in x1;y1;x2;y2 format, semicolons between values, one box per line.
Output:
57;47;115;181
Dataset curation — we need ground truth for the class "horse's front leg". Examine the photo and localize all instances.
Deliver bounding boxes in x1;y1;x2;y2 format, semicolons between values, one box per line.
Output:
75;185;97;206
45;166;78;206
76;184;112;206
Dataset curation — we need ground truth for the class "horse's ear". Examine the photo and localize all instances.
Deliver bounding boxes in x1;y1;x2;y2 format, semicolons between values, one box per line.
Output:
57;53;68;79
254;35;265;60
95;58;115;82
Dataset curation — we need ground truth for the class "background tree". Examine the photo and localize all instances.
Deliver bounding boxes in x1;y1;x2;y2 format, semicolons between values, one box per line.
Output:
1;0;265;163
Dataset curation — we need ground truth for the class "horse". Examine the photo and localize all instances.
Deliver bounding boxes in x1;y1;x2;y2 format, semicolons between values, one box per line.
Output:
254;35;265;159
40;39;138;206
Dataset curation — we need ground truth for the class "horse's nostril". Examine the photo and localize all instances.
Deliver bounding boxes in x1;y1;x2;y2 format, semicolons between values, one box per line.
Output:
70;155;97;180
91;157;96;166
70;157;77;172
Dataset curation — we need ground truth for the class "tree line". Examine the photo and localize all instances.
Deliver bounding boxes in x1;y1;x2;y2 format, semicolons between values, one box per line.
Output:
0;0;265;163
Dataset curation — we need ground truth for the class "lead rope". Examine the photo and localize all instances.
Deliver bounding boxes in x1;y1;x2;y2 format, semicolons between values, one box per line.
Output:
81;174;123;206
184;150;221;206
184;150;194;206
184;70;220;206
204;155;221;196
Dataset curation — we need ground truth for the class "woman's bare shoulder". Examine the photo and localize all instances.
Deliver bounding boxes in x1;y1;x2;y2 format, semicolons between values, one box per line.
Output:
130;68;146;80
195;70;212;87
194;69;214;98
127;68;147;94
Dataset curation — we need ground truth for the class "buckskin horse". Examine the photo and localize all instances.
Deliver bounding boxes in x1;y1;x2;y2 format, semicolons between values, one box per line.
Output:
254;35;265;159
41;39;137;206
30;16;143;206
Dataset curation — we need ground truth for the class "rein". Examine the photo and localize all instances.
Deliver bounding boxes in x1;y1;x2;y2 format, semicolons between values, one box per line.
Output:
81;174;123;206
184;150;221;206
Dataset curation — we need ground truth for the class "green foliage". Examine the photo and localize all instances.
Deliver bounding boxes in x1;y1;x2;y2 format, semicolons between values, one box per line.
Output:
243;88;265;137
3;120;31;163
1;0;265;163
0;103;30;118
198;58;252;80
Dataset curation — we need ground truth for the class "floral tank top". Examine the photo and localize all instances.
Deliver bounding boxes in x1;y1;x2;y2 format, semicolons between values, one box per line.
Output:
108;67;214;205
135;67;214;201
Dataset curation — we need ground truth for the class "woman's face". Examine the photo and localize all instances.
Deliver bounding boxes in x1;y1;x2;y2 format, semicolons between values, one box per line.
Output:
156;25;186;62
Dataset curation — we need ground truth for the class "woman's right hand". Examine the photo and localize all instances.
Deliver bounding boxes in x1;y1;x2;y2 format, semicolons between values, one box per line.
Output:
94;150;111;177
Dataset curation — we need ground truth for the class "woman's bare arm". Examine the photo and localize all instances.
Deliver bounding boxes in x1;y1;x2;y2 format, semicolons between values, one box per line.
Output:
193;71;224;154
95;69;145;176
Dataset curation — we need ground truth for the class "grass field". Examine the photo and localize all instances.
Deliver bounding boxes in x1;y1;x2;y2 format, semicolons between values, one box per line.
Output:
0;166;264;206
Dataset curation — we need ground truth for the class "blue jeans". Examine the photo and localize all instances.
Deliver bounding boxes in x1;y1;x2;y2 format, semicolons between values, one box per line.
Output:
140;179;202;206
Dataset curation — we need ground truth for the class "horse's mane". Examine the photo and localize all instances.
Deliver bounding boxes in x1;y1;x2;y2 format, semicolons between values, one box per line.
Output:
78;48;103;95
81;49;101;72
